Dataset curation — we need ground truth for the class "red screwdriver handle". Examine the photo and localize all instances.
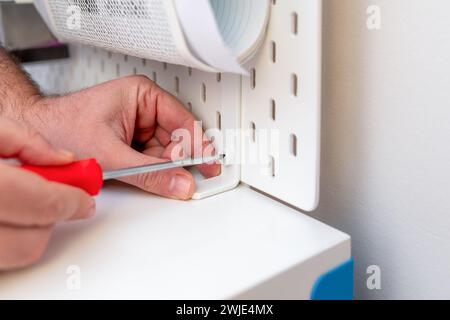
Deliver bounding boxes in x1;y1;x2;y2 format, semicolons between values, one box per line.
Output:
21;158;104;196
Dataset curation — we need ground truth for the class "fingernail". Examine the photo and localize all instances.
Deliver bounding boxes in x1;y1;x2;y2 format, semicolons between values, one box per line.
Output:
58;149;74;160
213;164;221;176
169;175;193;200
87;200;96;218
70;200;95;221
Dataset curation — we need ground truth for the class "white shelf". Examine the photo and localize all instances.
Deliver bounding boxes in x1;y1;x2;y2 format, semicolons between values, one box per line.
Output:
0;184;349;299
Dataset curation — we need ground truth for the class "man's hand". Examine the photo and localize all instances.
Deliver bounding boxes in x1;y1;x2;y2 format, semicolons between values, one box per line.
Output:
0;118;94;270
23;76;220;200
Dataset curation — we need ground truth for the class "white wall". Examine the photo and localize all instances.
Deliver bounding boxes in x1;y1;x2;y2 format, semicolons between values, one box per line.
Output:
315;0;450;299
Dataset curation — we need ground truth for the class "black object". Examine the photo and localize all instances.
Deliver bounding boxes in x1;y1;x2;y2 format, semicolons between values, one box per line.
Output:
10;45;69;63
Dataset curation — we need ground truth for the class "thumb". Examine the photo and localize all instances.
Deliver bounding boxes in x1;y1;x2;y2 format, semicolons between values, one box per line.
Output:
107;143;195;200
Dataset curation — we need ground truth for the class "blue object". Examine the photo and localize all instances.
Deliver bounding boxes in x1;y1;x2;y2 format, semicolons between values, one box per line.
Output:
310;259;354;300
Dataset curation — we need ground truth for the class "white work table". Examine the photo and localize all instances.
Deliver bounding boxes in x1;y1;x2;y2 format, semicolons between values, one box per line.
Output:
0;184;350;299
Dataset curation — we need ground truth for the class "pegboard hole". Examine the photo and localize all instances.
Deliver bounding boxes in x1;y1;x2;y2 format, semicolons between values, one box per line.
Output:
216;111;222;130
269;156;275;178
250;68;256;89
174;76;180;94
201;83;207;102
270;99;276;121
250;122;256;142
291;73;298;97
290;134;298;157
291;12;298;35
271;41;277;63
116;63;120;77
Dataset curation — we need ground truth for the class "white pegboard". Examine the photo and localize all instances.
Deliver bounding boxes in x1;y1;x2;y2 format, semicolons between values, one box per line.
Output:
25;0;322;211
241;0;322;211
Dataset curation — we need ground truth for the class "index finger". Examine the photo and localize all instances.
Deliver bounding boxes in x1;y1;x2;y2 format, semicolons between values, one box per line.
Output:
134;78;221;177
0;118;74;166
0;163;95;227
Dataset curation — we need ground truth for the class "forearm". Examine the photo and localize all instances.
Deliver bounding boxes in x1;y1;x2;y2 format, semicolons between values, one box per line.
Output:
0;48;42;120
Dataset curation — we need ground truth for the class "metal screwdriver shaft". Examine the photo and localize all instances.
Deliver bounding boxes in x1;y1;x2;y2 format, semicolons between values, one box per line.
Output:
102;154;225;181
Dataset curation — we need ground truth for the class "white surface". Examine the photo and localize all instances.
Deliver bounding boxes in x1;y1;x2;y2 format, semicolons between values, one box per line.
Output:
241;0;322;211
0;184;350;299
209;0;271;63
315;0;450;299
175;0;243;73
36;0;269;73
36;0;211;71
175;0;270;73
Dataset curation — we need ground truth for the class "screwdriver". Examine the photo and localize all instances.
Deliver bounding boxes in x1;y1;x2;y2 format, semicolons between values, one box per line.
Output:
21;154;225;196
